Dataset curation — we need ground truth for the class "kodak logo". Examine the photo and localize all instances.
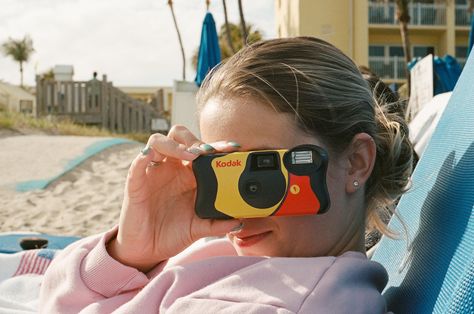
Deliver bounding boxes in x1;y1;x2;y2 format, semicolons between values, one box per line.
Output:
216;160;242;168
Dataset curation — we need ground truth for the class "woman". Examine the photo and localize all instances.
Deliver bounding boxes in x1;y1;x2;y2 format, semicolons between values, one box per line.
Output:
40;37;413;313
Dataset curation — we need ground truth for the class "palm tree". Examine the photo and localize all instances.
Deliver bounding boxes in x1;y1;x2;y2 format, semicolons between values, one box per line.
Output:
378;0;412;96
167;0;186;81
40;68;55;81
219;23;262;60
222;0;236;54
237;0;248;46
395;0;411;63
1;35;35;87
192;22;262;70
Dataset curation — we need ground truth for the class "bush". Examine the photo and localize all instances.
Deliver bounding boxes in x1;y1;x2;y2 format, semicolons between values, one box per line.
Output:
0;111;148;143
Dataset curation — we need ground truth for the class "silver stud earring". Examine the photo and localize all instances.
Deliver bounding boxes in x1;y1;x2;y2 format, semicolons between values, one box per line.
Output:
353;180;360;188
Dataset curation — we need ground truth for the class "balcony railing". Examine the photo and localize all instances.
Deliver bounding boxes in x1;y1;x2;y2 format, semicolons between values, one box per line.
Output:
369;56;407;80
455;4;472;26
369;2;446;26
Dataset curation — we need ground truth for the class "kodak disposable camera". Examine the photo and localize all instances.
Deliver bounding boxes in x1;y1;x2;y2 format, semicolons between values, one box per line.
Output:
192;144;330;219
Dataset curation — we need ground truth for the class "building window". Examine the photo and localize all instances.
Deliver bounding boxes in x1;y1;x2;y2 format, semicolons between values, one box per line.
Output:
455;0;471;25
413;46;435;58
369;45;385;57
389;46;404;57
19;100;33;114
456;46;468;59
369;45;406;80
368;45;404;58
456;45;468;68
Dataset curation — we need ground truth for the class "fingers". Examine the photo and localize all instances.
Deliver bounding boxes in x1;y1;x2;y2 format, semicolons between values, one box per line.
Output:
126;147;155;190
149;125;242;160
143;125;242;170
168;125;203;149
206;141;241;153
147;132;200;162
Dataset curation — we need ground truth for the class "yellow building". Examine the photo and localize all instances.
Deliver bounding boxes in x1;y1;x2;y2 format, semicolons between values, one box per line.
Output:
117;86;173;119
275;0;472;84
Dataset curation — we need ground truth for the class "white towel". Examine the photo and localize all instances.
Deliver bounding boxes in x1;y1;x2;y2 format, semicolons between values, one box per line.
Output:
0;249;57;314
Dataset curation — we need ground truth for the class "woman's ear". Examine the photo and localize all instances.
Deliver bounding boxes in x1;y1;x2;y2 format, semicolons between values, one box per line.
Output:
345;133;376;194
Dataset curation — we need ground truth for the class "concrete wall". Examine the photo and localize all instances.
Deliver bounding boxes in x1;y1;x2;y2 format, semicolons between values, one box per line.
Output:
171;80;200;137
275;0;301;37
275;0;368;65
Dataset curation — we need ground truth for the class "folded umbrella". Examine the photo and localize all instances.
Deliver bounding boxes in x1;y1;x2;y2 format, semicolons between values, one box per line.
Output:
195;12;221;87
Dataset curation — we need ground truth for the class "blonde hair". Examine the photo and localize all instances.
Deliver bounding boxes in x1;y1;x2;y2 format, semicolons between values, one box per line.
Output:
197;37;413;237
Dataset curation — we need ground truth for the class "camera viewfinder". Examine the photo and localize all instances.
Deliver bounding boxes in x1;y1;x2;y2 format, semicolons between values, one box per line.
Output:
257;155;275;168
250;153;279;171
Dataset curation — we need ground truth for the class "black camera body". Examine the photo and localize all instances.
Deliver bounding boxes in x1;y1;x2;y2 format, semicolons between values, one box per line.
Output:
192;144;330;219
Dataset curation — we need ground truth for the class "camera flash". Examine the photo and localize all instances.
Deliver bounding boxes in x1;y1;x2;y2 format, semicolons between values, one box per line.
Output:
291;151;313;164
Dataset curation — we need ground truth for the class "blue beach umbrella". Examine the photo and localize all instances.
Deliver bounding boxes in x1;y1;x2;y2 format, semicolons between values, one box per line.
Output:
195;12;221;87
468;13;474;56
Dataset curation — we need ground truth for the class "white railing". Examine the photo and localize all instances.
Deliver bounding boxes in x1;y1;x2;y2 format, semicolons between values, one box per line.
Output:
369;56;407;80
369;2;446;26
455;4;472;26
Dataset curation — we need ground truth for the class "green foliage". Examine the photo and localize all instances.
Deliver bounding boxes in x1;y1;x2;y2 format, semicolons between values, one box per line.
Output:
219;23;262;60
1;35;34;63
192;22;263;70
1;35;35;86
40;68;55;81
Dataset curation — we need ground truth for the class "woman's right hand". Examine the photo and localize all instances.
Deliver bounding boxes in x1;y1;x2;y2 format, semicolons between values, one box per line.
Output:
107;125;241;272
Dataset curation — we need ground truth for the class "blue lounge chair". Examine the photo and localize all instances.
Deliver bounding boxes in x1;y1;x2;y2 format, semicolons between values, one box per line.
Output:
371;51;474;312
0;233;80;254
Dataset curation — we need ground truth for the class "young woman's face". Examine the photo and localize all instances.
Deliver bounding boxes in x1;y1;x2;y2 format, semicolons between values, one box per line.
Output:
200;97;366;257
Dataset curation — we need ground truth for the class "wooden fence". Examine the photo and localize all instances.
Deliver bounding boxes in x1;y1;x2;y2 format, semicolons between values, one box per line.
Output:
35;75;158;133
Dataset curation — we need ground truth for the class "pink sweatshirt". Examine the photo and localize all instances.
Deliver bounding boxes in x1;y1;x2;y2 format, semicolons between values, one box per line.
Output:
39;228;389;313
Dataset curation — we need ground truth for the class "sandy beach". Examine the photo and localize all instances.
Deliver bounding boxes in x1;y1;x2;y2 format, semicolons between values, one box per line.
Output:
0;134;142;237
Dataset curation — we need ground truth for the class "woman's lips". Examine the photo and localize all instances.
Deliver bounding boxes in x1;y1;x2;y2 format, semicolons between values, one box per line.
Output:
233;231;272;247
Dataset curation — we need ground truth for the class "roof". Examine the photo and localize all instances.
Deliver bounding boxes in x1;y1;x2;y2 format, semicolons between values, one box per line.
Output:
0;81;35;100
117;86;172;94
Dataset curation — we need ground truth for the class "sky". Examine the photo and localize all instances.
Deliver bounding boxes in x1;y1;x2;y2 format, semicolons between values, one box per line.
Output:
0;0;275;87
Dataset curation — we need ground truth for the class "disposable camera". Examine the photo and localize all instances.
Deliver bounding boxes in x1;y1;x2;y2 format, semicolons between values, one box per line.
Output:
192;144;330;219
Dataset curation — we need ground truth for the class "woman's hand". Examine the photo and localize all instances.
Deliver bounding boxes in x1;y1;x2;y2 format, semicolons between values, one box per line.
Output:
107;125;241;272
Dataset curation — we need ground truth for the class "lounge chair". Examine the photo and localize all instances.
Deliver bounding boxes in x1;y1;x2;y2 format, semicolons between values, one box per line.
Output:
371;51;474;313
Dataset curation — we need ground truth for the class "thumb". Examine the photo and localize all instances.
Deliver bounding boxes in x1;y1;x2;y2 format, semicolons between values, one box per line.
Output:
202;219;243;238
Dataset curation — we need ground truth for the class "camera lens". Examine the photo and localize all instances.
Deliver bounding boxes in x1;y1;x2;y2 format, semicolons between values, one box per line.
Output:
257;154;275;168
245;181;261;195
249;184;258;193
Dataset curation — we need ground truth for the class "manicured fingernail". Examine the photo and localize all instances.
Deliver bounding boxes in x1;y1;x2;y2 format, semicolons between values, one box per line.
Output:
200;143;215;152
229;222;244;233
227;141;241;148
141;146;151;155
186;147;202;155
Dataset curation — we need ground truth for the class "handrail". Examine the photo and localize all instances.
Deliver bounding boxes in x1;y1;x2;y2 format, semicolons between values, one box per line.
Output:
35;76;158;133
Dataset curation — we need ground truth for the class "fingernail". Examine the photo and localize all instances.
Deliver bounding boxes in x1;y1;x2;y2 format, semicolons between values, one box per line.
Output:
141;146;151;155
200;143;215;152
227;141;241;148
229;222;244;233
186;147;202;155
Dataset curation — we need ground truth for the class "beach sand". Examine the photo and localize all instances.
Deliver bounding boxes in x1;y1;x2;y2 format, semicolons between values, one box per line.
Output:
0;137;142;237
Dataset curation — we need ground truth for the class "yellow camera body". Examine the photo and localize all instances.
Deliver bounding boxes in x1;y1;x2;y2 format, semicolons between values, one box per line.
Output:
192;144;330;219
